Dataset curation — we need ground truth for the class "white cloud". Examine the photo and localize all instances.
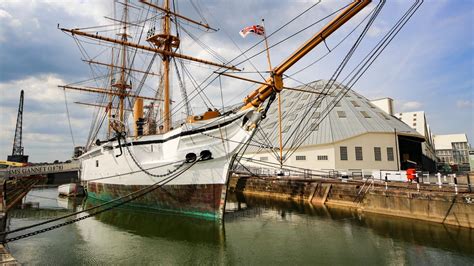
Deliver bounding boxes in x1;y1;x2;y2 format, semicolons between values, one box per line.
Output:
0;8;20;42
400;101;423;112
0;75;91;162
456;100;474;109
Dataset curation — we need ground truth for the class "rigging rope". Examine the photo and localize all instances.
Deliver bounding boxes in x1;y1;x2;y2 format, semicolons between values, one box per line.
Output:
63;89;76;148
1;158;200;244
274;0;423;163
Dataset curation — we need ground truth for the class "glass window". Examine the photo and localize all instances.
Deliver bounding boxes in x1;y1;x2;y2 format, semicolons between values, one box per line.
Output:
374;147;381;161
351;100;360;107
387;147;394;161
340;146;348;161
317;155;328;160
355;147;363;161
296;155;306;161
337;111;346;118
377;112;390;120
360;111;371;118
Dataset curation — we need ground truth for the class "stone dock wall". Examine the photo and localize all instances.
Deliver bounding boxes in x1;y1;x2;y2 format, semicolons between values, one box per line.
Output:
228;175;474;228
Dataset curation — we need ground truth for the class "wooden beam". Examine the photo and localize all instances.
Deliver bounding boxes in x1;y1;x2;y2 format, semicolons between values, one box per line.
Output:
218;72;326;95
83;59;161;77
74;101;133;112
59;85;165;102
61;28;238;71
139;0;217;31
241;0;371;109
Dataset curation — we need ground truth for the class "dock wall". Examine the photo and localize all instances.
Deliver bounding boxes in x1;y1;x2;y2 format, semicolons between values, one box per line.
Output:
228;175;474;228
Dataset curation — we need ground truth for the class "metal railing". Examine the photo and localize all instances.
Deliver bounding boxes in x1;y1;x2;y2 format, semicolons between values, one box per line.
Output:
233;160;473;194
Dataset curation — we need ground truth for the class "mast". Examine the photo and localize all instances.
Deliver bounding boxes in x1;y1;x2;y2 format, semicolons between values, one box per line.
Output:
60;0;237;134
108;48;115;138
262;19;283;168
241;0;371;110
162;0;171;132
117;0;129;130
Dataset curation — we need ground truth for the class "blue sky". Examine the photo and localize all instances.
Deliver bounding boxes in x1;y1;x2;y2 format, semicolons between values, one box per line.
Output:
0;0;473;162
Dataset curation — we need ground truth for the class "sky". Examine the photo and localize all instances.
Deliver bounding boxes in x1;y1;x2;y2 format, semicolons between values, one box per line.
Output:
0;0;473;162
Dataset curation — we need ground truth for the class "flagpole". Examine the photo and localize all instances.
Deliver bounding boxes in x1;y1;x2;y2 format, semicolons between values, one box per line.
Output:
262;19;283;170
262;19;272;70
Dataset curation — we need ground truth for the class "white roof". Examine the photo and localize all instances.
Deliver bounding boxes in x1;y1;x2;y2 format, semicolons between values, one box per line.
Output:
433;134;468;150
247;80;422;152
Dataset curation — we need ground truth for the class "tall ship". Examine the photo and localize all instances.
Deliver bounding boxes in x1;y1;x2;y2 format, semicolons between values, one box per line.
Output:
60;0;373;220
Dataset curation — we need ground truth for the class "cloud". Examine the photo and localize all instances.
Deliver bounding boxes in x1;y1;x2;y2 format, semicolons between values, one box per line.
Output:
0;74;91;162
399;101;423;112
456;100;474;109
0;0;473;161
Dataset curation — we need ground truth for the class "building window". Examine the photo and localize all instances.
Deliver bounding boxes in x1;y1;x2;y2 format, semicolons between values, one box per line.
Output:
355;147;363;161
413;123;417;126
377;112;390;120
296;155;306;161
374;147;381;161
351;100;360;107
360;111;371;118
340;146;348;161
387;147;394;161
337;111;346;118
96;160;99;167
317;155;328;160
260;157;268;161
413;113;417;116
413;118;417;121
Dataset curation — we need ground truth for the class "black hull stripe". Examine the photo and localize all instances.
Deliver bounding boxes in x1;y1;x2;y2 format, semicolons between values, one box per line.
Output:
114;114;245;148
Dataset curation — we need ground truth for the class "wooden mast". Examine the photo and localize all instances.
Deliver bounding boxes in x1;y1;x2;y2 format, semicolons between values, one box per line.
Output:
162;0;171;132
108;48;115;138
241;0;371;110
59;0;239;135
262;19;283;168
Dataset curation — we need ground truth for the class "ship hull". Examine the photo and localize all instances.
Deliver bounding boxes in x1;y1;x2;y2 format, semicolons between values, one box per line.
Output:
87;182;226;220
80;109;259;220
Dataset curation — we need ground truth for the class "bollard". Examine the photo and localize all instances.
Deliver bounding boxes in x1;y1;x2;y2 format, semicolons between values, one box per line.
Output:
416;173;420;192
467;173;472;193
437;173;442;189
454;176;458;195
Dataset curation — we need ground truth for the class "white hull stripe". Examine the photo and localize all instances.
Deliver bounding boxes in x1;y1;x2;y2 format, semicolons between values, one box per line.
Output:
112;114;244;148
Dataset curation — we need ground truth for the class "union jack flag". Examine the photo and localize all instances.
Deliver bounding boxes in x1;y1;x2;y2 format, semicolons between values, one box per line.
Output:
239;25;265;38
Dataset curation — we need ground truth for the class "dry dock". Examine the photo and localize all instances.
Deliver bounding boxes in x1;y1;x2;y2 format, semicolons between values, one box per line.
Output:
228;174;474;228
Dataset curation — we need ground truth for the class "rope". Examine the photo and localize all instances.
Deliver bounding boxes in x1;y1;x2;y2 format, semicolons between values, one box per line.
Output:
1;157;201;244
63;89;76;148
